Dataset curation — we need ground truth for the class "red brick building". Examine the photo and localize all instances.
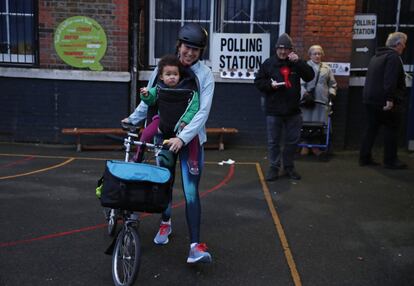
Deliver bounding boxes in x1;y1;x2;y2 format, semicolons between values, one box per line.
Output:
1;0;413;149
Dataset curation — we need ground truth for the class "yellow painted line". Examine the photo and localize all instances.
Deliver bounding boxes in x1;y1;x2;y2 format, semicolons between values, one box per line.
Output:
0;153;108;161
0;153;260;165
0;158;75;180
255;163;302;286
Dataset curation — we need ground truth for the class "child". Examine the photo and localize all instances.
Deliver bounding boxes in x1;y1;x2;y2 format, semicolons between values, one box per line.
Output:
122;54;200;175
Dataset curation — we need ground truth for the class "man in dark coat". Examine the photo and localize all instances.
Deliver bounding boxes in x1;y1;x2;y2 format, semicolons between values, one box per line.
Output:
359;32;408;169
255;33;314;180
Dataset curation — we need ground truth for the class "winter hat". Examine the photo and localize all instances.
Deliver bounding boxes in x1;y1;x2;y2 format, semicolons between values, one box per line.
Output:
275;33;293;49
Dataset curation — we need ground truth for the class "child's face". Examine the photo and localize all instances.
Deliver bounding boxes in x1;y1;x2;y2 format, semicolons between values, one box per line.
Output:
160;65;180;87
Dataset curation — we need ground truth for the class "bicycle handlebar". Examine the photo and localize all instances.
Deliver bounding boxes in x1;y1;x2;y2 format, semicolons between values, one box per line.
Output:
129;139;170;150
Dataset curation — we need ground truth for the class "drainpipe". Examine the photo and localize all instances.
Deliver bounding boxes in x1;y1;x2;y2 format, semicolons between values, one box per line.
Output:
130;0;140;113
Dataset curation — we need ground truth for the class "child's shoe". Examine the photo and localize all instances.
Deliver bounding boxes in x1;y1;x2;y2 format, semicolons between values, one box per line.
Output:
188;160;199;175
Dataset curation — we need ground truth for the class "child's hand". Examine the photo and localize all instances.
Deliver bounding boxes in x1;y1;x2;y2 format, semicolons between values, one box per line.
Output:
121;118;130;123
139;87;148;97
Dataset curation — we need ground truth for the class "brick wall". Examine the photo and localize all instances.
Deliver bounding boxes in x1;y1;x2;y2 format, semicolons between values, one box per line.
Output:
291;0;356;84
38;0;129;71
290;0;357;148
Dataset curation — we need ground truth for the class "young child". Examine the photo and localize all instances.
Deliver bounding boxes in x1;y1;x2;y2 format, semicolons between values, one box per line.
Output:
122;54;201;175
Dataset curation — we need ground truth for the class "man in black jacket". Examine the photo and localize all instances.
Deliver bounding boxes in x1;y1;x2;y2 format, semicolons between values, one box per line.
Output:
359;32;408;169
255;33;314;180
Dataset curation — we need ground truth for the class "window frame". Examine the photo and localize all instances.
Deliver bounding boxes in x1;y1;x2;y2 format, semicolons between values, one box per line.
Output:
0;0;38;66
148;0;287;67
363;0;414;71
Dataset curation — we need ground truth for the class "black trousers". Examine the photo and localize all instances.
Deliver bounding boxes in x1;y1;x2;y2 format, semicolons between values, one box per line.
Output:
359;104;401;164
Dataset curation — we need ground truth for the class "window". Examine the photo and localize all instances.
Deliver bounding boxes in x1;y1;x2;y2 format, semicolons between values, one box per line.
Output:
148;0;287;66
363;0;414;70
0;0;37;65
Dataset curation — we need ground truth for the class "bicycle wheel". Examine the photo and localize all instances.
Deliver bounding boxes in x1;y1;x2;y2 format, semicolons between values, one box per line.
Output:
112;225;141;286
107;209;118;236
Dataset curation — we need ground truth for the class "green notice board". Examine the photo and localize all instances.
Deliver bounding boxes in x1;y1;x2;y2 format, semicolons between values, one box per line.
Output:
54;16;107;71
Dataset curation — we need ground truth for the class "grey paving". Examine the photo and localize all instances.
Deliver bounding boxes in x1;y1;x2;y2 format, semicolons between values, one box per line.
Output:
0;142;413;286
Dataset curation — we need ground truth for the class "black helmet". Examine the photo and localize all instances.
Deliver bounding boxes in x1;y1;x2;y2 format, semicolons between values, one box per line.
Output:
177;23;208;48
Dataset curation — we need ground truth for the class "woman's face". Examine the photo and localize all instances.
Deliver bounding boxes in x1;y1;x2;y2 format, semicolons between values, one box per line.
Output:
310;48;323;64
178;43;201;66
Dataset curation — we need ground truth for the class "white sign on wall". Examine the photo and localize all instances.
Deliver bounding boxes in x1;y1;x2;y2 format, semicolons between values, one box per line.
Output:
353;14;377;40
325;62;350;76
212;33;270;79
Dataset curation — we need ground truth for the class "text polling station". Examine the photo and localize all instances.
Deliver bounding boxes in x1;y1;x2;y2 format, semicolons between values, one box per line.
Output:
212;33;270;79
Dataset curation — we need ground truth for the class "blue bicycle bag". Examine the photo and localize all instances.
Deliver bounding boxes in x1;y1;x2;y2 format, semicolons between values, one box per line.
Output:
100;160;171;213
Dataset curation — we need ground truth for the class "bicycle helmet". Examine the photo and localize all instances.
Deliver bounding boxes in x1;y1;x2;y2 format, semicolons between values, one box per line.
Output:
177;23;208;49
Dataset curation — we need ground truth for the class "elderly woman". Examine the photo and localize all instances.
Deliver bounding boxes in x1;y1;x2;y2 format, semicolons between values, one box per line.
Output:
300;45;337;156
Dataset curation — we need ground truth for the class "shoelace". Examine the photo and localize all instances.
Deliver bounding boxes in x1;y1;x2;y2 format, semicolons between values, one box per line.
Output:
195;243;208;252
159;224;170;235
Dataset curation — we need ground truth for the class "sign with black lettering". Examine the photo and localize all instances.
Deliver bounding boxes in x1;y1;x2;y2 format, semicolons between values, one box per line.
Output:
212;33;270;79
325;62;350;76
353;14;376;40
351;14;377;70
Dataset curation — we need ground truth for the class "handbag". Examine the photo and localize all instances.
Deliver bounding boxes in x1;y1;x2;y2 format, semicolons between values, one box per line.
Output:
99;160;171;213
301;64;321;108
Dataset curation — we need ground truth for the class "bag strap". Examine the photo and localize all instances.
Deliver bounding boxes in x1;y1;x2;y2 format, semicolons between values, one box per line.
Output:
314;64;321;87
305;63;321;90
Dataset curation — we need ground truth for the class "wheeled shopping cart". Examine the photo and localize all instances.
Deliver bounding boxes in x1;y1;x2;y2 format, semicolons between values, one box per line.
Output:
298;98;333;157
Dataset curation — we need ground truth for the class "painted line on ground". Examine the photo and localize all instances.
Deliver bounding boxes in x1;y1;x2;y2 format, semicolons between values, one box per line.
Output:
0;164;235;248
0;157;75;180
0;153;300;286
255;163;302;286
0;155;35;168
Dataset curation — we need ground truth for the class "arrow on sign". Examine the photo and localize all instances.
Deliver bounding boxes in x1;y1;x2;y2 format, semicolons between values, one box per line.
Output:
356;46;369;53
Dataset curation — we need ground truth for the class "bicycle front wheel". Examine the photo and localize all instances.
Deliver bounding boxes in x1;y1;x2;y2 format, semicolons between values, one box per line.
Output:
107;209;118;236
112;226;141;286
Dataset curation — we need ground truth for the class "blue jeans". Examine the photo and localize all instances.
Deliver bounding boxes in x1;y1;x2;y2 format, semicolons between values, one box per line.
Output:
266;114;302;170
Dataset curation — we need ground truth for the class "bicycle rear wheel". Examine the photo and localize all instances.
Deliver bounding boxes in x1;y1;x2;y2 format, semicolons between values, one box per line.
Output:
112;225;141;286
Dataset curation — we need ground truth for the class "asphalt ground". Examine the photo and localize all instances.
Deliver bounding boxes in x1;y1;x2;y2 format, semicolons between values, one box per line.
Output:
0;142;413;286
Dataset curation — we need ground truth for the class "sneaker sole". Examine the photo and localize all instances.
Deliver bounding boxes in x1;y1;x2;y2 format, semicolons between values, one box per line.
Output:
186;254;212;264
153;230;172;245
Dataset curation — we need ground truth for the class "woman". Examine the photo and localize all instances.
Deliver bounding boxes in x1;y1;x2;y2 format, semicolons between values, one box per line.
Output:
124;23;214;263
300;45;337;156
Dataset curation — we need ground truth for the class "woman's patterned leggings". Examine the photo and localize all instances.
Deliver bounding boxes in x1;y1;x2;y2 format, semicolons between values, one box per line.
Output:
159;142;204;243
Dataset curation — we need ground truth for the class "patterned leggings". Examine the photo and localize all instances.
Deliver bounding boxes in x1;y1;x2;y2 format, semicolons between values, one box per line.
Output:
158;140;204;243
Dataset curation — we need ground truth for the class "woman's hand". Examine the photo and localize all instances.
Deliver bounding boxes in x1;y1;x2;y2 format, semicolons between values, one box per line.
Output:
168;137;184;153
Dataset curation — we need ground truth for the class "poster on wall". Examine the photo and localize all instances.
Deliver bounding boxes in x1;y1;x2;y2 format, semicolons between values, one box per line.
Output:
54;16;107;71
212;33;270;80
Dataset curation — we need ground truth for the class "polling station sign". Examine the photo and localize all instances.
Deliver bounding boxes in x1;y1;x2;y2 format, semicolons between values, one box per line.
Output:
351;14;377;70
212;33;270;79
54;16;107;71
353;14;376;40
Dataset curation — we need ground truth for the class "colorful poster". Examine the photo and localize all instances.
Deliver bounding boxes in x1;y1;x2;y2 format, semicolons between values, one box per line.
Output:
54;16;107;71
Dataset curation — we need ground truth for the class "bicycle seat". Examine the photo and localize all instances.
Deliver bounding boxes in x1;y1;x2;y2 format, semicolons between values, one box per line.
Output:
121;122;142;133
